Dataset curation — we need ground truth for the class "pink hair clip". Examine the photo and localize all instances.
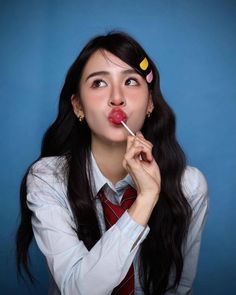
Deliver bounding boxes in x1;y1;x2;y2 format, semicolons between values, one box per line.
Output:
139;57;153;83
146;70;153;83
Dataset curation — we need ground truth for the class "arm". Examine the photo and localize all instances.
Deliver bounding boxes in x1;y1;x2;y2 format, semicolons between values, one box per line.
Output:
123;133;161;226
166;167;209;295
27;158;149;295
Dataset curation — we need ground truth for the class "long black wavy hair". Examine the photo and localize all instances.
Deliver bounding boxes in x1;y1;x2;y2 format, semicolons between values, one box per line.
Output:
16;31;192;294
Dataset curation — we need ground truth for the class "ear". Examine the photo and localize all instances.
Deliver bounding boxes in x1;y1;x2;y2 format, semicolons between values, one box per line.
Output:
147;94;154;114
71;95;84;119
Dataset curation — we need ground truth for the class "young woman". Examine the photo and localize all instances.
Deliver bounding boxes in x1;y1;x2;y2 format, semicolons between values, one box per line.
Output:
16;32;208;295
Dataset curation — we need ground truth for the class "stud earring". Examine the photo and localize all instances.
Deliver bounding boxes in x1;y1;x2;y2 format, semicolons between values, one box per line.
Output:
78;114;85;122
146;111;151;118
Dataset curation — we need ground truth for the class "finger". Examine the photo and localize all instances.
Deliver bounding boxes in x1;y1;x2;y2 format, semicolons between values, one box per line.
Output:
126;131;153;151
124;144;145;168
133;137;153;162
126;135;135;152
125;134;154;169
125;144;145;162
135;132;153;149
123;138;142;167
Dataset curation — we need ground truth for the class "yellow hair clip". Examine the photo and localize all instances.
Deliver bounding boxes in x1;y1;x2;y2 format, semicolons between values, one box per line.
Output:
139;57;153;83
139;57;149;70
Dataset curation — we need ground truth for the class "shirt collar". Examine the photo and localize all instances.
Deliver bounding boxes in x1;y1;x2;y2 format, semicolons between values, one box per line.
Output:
90;152;136;198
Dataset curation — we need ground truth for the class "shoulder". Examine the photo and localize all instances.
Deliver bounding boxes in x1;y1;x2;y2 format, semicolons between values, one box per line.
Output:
181;166;209;208
29;156;67;175
27;156;68;192
26;156;69;208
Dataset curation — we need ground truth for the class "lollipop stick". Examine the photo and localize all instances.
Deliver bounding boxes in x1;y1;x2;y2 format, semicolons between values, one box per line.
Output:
121;121;149;161
121;120;151;152
121;121;135;136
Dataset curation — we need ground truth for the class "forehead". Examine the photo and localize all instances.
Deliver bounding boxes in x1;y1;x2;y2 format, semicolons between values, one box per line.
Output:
82;49;132;74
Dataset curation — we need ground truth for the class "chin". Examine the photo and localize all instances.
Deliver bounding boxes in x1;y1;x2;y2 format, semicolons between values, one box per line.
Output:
103;130;128;144
109;135;127;144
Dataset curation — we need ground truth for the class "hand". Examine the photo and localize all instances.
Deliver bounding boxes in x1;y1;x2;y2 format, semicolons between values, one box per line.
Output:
123;132;161;206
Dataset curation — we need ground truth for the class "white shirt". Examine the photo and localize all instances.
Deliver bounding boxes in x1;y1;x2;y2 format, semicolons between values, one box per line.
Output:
26;155;208;295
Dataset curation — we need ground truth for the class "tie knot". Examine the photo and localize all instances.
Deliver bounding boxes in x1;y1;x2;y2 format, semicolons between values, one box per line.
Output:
98;185;136;294
98;185;137;227
120;186;137;210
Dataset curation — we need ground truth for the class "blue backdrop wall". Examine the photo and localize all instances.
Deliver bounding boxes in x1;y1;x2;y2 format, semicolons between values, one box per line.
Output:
1;0;235;294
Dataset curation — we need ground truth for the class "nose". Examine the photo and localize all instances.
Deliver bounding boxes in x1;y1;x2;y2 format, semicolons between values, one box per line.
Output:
108;84;126;107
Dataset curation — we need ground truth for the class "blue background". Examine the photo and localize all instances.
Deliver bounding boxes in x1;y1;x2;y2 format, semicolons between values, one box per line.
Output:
1;0;235;294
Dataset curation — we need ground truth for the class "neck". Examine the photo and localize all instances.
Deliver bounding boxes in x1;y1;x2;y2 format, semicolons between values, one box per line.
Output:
91;137;127;185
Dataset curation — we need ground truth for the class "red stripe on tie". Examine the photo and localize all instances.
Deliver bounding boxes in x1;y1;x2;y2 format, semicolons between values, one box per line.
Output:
99;186;137;295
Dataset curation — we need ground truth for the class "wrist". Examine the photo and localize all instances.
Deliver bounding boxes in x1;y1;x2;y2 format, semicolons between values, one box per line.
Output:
137;192;159;208
128;194;158;226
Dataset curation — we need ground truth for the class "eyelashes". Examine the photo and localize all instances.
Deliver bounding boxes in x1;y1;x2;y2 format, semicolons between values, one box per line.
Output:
125;78;139;86
91;79;106;88
90;77;140;88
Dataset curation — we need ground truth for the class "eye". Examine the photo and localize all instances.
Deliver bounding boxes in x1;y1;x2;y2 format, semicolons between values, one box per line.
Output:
91;79;107;88
125;78;139;86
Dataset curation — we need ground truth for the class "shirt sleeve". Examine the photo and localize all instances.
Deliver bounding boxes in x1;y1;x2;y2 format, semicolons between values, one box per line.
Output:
26;158;149;295
166;167;209;295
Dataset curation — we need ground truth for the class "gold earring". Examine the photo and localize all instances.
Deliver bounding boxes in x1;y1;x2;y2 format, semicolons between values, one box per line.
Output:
146;111;151;118
78;114;85;122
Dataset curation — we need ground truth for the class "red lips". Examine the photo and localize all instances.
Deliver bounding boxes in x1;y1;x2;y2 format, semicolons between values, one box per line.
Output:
108;108;127;125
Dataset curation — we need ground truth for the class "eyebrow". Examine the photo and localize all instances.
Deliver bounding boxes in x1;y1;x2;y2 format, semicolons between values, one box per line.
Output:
85;69;138;81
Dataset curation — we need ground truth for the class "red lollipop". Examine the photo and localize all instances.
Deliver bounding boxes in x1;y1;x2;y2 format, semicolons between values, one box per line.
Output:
108;108;127;125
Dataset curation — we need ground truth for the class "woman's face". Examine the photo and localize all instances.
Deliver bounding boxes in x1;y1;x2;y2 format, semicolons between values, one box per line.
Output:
72;49;153;145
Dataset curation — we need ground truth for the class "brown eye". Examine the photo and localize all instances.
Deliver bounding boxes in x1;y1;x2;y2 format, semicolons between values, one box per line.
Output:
125;78;138;86
91;79;107;88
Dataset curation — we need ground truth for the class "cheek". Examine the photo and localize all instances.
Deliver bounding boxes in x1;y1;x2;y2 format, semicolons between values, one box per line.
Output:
133;108;147;124
131;92;150;113
83;105;102;126
81;100;106;128
130;93;150;123
128;86;149;102
80;90;103;114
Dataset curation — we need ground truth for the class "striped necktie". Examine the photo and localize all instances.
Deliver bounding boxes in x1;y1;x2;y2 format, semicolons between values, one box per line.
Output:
98;185;137;295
